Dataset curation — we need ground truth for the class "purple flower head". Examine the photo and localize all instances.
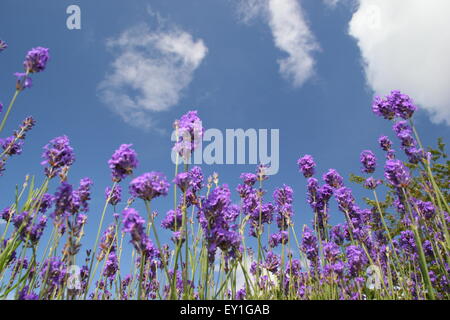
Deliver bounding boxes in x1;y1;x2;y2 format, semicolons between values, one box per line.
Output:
173;111;204;158
188;166;203;193
323;169;343;189
98;224;117;260
122;208;148;252
297;155;316;178
414;199;435;220
1;207;14;221
387;90;417;119
0;102;2;113
41;135;75;178
129;172;169;201
393;120;411;135
71;177;93;213
256;163;269;182
52;182;73;221
334;187;355;213
372;96;395;120
14;72;32;90
105;185;122;206
173;172;190;192
13;211;47;245
264;251;281;273
360;150;376;174
323;241;341;263
384;159;411;188
0;40;7;52
346;245;368;277
404;146;426;164
108;144;138;182
269;231;288;248
103;252;119;280
240;173;258;186
378;136;392;151
18;286;39;300
199;184;241;263
161;209;183;231
0;136;24;156
301;226;319;269
273;184;294;229
235;288;246;300
24;47;50;73
364;177;382;190
36;193;54;214
40;257;66;289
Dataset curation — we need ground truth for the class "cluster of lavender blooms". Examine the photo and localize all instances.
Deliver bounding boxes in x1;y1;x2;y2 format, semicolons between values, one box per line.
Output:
0;42;449;300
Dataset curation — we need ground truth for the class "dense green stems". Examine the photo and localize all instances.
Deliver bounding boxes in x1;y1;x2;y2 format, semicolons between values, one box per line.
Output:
402;188;436;300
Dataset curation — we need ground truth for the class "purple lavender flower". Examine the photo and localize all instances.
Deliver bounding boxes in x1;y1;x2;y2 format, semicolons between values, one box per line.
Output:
387;90;417;119
105;185;122;206
24;47;50;73
13;211;47;245
173;111;204;158
273;185;294;230
323;241;341;263
98;224;117;261
264;251;281;273
36;193;54;213
41;135;75;178
384;159;411;188
364;177;382;190
103;251;119;280
301;226;319;270
414;199;435;220
346;245;368;277
378;136;392;151
161;209;183;231
372;96;395;120
18;286;39;300
122;208;158;258
199;184;241;263
323;169;343;189
0;136;24;155
240;173;258;186
269;230;288;248
173;172;190;192
52;182;73;221
40;257;66;291
330;224;346;245
108;144;138;182
235;288;246;300
1;207;14;221
14;72;32;90
0;40;7;52
129;172;169;201
334;187;356;213
298;155;316;178
360;150;376;174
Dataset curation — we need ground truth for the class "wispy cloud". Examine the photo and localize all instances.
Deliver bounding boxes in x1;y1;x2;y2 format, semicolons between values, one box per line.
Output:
98;22;208;130
349;0;450;125
235;0;319;87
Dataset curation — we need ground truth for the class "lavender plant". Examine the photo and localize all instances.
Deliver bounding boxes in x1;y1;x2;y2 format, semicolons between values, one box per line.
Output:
0;44;449;300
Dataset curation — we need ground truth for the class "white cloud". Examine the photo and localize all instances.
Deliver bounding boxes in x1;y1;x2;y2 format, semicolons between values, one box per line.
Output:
322;0;341;8
98;23;208;130
236;0;319;87
349;0;450;125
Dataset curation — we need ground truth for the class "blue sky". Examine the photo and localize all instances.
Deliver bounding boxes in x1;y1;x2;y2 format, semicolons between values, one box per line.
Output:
1;0;449;268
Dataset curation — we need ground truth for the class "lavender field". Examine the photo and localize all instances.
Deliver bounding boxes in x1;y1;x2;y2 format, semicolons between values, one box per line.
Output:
0;43;448;300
